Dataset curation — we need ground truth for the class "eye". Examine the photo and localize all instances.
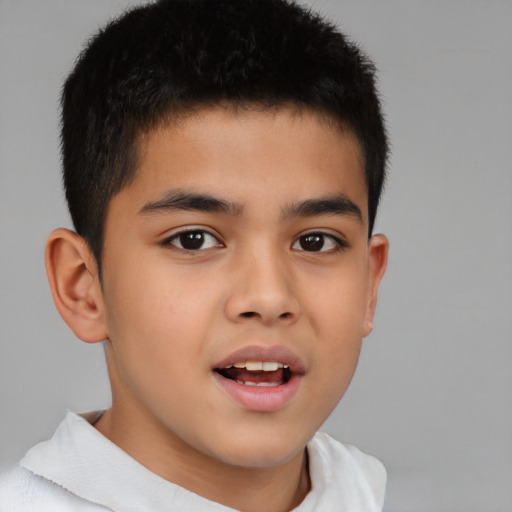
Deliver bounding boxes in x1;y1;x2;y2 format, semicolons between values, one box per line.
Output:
165;230;222;251
291;232;347;253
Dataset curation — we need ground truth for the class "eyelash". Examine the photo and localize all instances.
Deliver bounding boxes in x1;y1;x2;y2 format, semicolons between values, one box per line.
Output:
163;229;224;251
162;229;348;253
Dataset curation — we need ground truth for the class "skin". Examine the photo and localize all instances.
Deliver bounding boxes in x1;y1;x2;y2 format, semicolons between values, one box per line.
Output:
46;106;388;512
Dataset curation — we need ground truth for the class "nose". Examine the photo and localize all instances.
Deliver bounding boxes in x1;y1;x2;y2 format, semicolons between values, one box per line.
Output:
224;246;300;326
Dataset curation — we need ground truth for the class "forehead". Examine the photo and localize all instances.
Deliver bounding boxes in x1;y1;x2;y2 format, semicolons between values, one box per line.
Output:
115;106;368;221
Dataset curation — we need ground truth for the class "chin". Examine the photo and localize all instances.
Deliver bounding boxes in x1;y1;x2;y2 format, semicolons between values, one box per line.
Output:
204;429;309;469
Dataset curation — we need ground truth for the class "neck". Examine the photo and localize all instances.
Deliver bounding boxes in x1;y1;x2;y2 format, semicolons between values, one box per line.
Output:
94;405;310;512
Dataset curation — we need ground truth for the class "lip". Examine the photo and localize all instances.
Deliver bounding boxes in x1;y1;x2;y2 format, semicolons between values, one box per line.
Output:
213;345;306;374
212;345;305;412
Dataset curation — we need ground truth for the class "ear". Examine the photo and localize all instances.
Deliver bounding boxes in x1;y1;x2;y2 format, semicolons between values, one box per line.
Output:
45;228;108;343
363;234;389;337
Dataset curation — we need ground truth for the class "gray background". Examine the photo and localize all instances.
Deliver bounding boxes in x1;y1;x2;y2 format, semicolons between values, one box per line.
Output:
1;1;511;510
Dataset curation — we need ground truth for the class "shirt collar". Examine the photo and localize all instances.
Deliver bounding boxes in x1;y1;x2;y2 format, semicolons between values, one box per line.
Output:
21;411;236;511
20;411;385;511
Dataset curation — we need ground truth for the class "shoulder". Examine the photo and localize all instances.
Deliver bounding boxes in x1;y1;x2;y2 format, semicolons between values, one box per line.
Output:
0;464;108;512
305;432;387;511
310;431;386;481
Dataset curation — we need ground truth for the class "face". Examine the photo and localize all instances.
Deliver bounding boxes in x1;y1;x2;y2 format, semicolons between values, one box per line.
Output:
97;107;387;470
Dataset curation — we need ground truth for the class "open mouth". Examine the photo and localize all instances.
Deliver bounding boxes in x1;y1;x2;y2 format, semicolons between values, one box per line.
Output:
212;350;304;411
215;361;292;387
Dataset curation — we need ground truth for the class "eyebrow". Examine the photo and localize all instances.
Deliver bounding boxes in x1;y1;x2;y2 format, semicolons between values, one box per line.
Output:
139;189;362;223
283;195;363;222
139;190;244;216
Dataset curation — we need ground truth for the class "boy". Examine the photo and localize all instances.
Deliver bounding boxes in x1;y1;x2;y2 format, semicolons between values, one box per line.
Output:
0;0;389;510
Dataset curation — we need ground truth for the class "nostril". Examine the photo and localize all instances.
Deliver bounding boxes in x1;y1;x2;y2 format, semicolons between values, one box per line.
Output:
240;311;293;320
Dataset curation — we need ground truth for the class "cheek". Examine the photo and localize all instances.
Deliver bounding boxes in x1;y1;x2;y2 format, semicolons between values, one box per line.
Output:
102;277;211;413
302;264;369;388
306;266;370;338
102;260;224;370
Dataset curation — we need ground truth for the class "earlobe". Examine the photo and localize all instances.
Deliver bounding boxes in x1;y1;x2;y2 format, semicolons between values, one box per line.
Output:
45;228;108;343
363;234;389;338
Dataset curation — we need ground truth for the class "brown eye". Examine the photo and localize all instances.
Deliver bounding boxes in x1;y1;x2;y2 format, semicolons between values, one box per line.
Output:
292;232;346;252
299;234;325;251
167;230;221;251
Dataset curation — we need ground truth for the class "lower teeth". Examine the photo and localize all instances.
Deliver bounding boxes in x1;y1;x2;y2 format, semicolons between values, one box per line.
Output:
236;380;282;387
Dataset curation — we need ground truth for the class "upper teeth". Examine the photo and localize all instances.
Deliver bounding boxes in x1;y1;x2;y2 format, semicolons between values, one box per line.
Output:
224;361;289;371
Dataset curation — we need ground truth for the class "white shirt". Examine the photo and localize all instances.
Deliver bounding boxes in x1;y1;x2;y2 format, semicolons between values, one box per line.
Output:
0;411;386;511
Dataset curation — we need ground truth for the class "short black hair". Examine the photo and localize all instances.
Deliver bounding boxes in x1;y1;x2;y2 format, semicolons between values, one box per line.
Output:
62;0;388;266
